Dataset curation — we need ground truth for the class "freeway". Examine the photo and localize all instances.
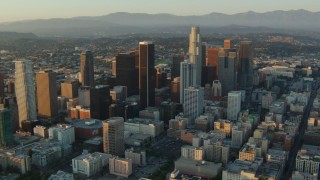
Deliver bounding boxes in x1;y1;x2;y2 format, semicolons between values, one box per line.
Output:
282;79;320;180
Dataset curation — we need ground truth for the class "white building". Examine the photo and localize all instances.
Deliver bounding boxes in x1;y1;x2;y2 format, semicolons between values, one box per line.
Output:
49;124;75;145
295;145;320;175
180;61;195;104
72;152;111;177
125;148;146;166
124;118;164;137
212;80;222;97
227;91;241;121
181;145;204;161
183;86;204;124
33;125;47;138
231;126;245;148
109;157;132;178
15;60;37;127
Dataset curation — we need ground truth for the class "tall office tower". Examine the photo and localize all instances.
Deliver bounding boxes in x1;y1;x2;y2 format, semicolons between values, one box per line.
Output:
171;77;180;103
116;53;137;96
15;60;37;127
227;91;241;121
0;108;13;147
139;41;155;108
80;50;94;87
238;41;253;90
224;39;231;49
78;86;91;107
36;71;58;117
0;73;4;101
112;60;116;77
201;42;207;66
212;80;222;97
172;55;184;79
207;47;219;78
103;117;125;156
91;85;111;120
188;26;202;86
180;61;195;104
201;65;217;86
61;79;79;99
218;48;237;96
183;86;204;124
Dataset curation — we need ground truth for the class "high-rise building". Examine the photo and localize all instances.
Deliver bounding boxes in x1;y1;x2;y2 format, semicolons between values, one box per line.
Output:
224;39;231;49
238;41;253;90
78;86;91;107
15;60;37;127
180;61;195;104
212;80;222;97
183;86;204;124
188;26;202;86
61;79;79;99
207;47;219;78
90;85;111;120
171;77;180;103
0;73;4;101
218;48;237;96
36;71;58;118
201;65;217;86
80;50;94;87
202;42;207;66
172;55;184;79
103;117;125;156
139;41;155;108
0;108;13;147
116;53;137;96
227;91;241;121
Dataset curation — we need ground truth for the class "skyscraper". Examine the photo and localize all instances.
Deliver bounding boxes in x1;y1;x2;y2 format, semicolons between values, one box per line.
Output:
80;50;94;87
238;41;253;90
218;48;237;96
183;86;204;125
116;53;137;96
36;71;58;118
91;85;111;120
103;117;125;156
15;60;37;127
61;79;79;99
224;40;232;49
227;91;241;121
171;77;180;103
0;73;4;102
139;41;155;108
0;108;13;147
188;27;202;86
172;55;184;79
180;61;195;104
207;47;219;78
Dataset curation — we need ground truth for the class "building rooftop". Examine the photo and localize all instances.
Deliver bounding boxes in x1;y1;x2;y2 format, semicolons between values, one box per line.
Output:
297;145;320;162
71;119;102;129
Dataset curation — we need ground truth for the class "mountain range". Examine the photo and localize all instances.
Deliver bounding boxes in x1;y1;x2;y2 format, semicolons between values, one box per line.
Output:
0;9;319;37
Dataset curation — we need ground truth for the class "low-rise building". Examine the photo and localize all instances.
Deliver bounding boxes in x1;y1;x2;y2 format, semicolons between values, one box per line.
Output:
49;124;75;145
72;152;111;177
174;157;222;178
48;170;74;180
125;148;146;166
124;118;164;137
109;156;132;178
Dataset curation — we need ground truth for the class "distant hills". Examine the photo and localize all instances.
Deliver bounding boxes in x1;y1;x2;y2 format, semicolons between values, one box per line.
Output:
0;9;319;37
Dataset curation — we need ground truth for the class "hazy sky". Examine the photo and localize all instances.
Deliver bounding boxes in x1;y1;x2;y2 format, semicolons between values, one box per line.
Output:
1;0;319;23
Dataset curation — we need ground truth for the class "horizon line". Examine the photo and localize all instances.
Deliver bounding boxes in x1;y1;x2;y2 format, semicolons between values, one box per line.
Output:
0;9;319;24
